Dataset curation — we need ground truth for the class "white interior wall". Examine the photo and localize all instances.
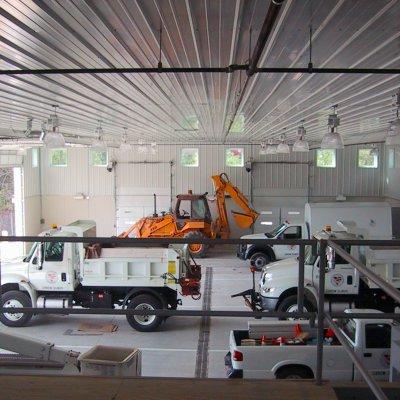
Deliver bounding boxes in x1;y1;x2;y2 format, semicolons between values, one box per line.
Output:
32;143;386;237
385;145;400;200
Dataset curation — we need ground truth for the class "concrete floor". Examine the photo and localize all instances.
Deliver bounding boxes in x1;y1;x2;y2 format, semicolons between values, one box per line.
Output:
0;245;255;378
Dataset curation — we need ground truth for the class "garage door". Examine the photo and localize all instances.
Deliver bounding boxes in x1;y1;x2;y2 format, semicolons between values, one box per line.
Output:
252;161;308;233
115;163;172;235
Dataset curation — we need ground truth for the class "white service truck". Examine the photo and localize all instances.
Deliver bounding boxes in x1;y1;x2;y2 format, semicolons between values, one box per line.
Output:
0;220;201;332
237;202;392;269
226;309;393;380
236;223;400;315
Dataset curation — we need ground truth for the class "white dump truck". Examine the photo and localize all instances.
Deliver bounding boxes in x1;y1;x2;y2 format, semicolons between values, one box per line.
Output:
237;202;392;269
226;309;393;380
0;220;201;332
236;222;400;315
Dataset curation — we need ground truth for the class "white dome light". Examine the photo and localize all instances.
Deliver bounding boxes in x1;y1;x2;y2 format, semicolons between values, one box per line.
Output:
386;120;400;146
43;105;65;148
91;122;107;150
276;134;290;154
321;107;344;149
137;139;148;154
259;142;267;155
292;125;309;152
43;130;65;148
119;128;131;151
150;142;158;154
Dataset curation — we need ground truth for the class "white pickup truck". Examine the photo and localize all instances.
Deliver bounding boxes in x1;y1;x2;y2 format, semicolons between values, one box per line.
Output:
226;309;393;380
237;202;393;270
0;220;201;332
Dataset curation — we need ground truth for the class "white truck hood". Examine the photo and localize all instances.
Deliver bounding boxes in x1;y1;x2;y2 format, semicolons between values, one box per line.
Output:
240;233;267;240
1;260;28;277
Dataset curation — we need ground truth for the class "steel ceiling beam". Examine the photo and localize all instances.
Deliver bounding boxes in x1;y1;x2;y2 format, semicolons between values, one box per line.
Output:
1;66;400;76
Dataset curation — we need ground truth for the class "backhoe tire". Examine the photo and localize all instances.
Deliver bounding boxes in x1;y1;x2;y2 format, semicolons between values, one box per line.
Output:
249;252;270;271
126;294;163;332
185;231;209;258
0;290;33;327
277;294;315;320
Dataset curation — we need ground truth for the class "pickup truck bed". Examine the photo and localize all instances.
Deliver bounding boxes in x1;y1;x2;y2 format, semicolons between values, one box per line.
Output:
227;329;352;380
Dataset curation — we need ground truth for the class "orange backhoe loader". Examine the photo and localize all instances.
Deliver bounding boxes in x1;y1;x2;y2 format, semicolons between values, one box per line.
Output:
119;173;259;257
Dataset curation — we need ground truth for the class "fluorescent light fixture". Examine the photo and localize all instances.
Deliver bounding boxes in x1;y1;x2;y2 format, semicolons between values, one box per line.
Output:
276;134;290;154
261;221;274;226
288;211;300;215
292;125;309;152
260;211;273;215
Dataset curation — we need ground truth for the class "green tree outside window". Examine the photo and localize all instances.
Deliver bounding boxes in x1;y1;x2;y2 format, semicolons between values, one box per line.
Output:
316;149;336;168
50;149;67;167
226;148;244;167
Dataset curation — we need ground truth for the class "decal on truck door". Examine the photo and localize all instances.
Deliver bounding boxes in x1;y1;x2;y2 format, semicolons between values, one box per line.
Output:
331;274;344;287
46;271;58;284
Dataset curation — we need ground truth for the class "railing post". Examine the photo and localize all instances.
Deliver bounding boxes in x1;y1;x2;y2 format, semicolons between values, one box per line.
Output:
316;240;327;385
297;244;305;312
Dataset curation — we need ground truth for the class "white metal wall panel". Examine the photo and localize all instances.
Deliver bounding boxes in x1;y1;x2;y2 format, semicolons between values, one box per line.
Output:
23;148;41;197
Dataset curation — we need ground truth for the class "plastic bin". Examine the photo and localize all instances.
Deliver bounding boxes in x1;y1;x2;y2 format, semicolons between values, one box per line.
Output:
78;345;141;377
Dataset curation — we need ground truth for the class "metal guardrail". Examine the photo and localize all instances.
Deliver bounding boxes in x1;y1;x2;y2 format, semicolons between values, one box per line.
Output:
1;235;400;400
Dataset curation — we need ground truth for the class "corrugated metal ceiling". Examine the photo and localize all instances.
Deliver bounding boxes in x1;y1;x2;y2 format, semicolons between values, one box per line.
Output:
0;0;399;145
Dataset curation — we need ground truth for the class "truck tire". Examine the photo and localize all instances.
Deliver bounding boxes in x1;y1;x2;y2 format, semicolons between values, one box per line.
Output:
126;294;163;332
277;295;314;319
184;231;209;258
249;252;270;270
0;290;33;327
276;366;313;379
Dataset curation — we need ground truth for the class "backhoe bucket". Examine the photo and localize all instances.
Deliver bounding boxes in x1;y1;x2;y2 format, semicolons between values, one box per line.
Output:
231;211;255;229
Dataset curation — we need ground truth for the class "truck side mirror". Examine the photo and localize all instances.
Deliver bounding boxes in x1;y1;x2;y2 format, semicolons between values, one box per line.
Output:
327;247;335;270
37;243;44;270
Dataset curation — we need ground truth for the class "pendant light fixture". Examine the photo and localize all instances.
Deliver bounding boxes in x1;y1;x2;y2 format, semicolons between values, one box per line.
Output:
119;127;131;151
91;120;107;150
276;133;290;154
43;105;65;148
321;105;344;149
292;122;309;152
259;141;267;155
385;90;400;146
266;139;277;155
137;139;148;154
150;141;158;155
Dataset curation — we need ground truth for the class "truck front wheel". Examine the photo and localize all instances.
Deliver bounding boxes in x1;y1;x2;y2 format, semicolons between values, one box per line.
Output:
250;252;270;270
0;290;33;327
276;366;313;379
277;295;315;319
126;294;163;332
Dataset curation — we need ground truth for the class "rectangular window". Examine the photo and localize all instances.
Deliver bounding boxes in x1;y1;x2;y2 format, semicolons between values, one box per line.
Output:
181;148;199;167
365;324;391;348
50;149;67;167
32;148;39;168
90;150;108;167
358;148;378;168
226;148;244;167
316;149;336;168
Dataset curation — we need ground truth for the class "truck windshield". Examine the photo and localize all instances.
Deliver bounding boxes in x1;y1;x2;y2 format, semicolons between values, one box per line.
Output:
265;224;286;238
